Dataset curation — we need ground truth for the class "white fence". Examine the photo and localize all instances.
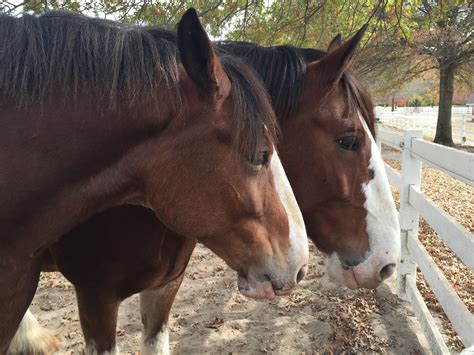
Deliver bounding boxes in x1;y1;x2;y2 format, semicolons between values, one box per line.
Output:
377;126;474;354
375;106;474;146
381;106;471;115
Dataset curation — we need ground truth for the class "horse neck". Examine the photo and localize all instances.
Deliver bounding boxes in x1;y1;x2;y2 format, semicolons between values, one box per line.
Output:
0;95;175;252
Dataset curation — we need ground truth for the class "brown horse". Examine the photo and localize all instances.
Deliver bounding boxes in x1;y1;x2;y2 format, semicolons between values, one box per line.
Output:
14;28;400;354
0;9;309;353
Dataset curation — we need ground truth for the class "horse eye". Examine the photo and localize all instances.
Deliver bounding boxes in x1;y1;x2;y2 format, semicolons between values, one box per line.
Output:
336;136;359;151
252;151;270;167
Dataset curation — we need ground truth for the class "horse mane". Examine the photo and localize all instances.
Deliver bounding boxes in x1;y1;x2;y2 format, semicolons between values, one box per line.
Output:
217;42;319;119
0;11;180;110
0;11;276;158
217;42;376;137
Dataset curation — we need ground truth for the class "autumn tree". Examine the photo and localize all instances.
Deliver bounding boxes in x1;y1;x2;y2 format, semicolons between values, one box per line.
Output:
2;1;472;146
403;2;473;145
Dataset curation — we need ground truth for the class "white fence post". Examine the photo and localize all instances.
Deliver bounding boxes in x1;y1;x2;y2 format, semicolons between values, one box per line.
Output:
397;129;423;300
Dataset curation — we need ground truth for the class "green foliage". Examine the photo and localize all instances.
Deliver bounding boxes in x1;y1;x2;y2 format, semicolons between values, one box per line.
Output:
408;95;431;107
1;1;472;101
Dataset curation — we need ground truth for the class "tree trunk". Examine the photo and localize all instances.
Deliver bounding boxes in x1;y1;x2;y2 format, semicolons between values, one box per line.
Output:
434;63;456;146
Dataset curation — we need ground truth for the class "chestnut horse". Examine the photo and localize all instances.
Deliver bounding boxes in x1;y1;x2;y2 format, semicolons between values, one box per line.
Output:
13;27;400;354
0;9;310;353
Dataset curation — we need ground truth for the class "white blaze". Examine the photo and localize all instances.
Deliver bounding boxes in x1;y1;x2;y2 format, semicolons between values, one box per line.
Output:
358;114;400;274
270;150;309;269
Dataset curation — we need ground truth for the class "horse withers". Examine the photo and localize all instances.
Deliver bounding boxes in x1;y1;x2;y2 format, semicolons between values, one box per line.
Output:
0;9;308;353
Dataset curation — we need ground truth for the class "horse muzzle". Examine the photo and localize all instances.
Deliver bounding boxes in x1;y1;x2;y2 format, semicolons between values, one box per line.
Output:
237;263;307;300
327;251;398;289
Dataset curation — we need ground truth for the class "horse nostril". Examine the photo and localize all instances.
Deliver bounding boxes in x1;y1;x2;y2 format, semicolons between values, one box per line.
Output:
296;264;307;283
379;263;396;281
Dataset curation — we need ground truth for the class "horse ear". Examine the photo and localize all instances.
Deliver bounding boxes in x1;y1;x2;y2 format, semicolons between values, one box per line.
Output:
309;24;367;87
177;8;229;99
327;34;342;53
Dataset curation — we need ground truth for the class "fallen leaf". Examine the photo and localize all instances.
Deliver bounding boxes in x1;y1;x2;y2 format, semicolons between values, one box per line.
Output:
207;317;224;329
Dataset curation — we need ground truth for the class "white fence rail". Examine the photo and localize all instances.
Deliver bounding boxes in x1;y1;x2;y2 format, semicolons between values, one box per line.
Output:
377;126;474;354
375;106;474;146
377;105;471;115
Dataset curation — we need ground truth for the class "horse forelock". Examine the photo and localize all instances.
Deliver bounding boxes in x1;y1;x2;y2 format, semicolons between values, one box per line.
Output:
341;71;376;139
219;55;278;159
298;48;375;139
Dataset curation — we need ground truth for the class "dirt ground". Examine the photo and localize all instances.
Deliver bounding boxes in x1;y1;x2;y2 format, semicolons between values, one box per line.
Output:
31;241;430;354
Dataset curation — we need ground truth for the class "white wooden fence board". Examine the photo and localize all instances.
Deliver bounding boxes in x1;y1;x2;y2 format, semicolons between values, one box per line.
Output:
378;128;403;150
409;186;474;270
376;106;474;146
407;233;474;347
405;275;450;355
411;138;474;186
384;163;401;190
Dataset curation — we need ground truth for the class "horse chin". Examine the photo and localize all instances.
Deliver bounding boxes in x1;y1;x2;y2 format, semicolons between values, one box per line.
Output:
237;275;277;300
340;268;360;290
326;252;359;289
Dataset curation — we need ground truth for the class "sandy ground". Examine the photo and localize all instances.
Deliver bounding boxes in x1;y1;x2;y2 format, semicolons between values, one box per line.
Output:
31;241;430;354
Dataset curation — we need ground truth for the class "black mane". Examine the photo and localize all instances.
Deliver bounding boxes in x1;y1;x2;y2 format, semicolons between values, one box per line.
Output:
0;11;277;158
0;11;181;109
217;41;375;135
217;42;325;119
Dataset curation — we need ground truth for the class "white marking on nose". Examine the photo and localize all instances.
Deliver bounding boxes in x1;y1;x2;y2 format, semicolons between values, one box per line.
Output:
359;114;400;270
270;149;309;269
